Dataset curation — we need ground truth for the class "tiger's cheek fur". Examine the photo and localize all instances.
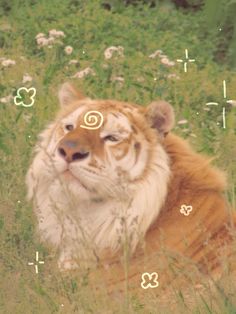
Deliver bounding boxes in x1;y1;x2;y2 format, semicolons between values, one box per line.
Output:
109;142;131;161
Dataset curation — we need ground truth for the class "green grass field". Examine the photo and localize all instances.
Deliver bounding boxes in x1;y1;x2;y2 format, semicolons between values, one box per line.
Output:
0;1;236;313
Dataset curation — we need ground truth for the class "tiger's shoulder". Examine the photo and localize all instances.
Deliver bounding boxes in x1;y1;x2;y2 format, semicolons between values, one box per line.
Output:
163;133;227;193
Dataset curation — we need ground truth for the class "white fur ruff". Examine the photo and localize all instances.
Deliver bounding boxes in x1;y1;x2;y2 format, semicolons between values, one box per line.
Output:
26;117;170;269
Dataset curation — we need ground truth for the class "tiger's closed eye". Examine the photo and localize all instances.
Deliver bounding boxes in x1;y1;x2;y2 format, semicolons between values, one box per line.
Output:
65;124;74;131
103;135;119;142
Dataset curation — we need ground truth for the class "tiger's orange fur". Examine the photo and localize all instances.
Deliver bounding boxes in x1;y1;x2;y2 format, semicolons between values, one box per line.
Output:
26;83;236;295
94;133;236;295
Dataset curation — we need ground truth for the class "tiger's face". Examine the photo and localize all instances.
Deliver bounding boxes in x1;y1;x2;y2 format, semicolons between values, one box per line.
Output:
28;83;174;206
41;96;164;202
26;83;175;260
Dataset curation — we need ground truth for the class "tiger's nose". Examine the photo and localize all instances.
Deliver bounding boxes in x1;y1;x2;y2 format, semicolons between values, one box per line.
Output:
58;140;90;163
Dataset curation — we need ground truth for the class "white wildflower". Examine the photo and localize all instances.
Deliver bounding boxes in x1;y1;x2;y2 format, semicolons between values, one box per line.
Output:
36;35;55;47
167;60;175;66
227;100;236;107
35;33;46;39
1;59;16;67
101;63;109;69
160;57;169;65
22;113;33;123
36;30;65;48
22;74;33;83
159;54;168;59
49;29;65;38
178;119;188;125
72;67;95;79
0;95;12;103
69;59;79;65
149;50;163;59
48;37;55;44
137;76;145;83
104;46;124;60
167;73;180;80
161;57;175;67
111;76;124;82
36;37;49;46
149;50;175;66
36;37;43;46
105;51;112;59
64;46;73;55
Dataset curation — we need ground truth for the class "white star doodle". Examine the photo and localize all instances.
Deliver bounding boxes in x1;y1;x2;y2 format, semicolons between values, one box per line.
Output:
28;251;45;274
177;49;195;73
206;80;236;129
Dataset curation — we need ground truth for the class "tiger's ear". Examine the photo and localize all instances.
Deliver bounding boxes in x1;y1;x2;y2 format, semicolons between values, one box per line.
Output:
145;101;175;136
58;82;85;107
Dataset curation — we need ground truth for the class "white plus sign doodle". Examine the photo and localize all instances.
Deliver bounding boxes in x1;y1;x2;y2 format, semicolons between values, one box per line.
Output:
28;251;45;274
206;80;236;129
177;49;195;73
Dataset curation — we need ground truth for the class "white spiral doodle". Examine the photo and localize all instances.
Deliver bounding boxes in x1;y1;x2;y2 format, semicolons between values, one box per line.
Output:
80;110;104;130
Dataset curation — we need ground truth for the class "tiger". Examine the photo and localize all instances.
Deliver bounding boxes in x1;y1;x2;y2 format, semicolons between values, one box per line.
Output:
26;83;236;293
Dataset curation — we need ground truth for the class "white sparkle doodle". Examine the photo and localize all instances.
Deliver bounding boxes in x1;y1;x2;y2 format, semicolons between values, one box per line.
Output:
28;251;44;274
206;80;236;129
80;111;104;130
177;49;195;73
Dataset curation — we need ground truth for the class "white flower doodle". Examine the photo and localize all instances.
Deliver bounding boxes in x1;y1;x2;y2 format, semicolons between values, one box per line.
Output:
141;272;159;289
180;204;193;216
14;87;36;108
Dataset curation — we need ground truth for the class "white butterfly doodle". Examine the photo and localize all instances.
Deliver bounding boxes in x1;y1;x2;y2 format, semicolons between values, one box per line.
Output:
141;272;159;289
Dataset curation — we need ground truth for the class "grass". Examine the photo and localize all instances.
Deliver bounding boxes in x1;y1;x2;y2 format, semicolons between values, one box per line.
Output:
0;0;236;313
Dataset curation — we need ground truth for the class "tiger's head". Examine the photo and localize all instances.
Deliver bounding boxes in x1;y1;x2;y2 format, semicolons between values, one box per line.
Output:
26;83;175;255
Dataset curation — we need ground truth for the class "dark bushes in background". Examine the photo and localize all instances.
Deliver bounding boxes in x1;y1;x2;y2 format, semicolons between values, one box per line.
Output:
101;0;236;68
102;0;204;10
